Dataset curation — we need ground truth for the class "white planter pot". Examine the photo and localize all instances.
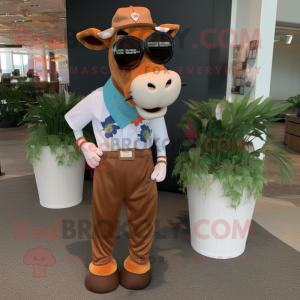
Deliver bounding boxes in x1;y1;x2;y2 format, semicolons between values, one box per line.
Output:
187;178;256;259
33;146;85;209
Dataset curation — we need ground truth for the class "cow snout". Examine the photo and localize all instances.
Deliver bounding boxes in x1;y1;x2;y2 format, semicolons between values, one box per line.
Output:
131;70;181;120
147;78;173;91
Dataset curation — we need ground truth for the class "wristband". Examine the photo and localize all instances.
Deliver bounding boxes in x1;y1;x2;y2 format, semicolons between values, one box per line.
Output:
156;160;167;165
76;137;87;149
76;137;85;145
157;156;167;160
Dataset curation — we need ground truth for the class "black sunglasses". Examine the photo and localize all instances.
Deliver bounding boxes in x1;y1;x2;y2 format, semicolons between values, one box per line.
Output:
112;32;175;70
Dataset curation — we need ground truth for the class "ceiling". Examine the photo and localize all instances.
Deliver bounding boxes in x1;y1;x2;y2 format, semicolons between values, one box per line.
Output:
0;0;67;55
275;21;300;46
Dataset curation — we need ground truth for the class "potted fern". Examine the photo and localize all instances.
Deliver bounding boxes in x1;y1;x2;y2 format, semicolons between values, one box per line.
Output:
285;94;300;117
22;92;89;209
0;84;30;128
12;79;51;101
173;91;294;258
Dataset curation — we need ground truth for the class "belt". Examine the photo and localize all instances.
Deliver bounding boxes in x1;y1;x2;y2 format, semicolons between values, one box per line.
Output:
102;148;152;159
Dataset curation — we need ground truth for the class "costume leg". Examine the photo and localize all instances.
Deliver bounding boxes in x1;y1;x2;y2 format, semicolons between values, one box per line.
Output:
86;158;124;293
91;157;124;265
120;152;157;289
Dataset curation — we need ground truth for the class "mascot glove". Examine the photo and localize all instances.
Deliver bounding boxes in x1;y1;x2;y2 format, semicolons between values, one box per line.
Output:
81;142;103;169
151;162;167;182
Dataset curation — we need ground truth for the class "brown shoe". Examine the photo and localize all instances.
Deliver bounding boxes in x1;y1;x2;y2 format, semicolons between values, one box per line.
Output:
120;268;151;290
120;256;152;290
85;270;120;294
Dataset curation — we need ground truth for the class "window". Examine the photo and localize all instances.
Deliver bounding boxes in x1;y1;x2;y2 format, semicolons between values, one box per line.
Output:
0;53;7;73
23;55;29;74
13;54;23;75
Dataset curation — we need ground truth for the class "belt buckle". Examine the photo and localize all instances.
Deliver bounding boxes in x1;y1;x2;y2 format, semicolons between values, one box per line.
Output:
118;148;135;161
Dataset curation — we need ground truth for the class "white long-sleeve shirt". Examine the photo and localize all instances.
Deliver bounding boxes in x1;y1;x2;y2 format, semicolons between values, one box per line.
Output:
65;86;170;152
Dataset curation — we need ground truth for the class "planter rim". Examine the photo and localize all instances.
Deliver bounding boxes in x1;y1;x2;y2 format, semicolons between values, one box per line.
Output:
29;144;81;167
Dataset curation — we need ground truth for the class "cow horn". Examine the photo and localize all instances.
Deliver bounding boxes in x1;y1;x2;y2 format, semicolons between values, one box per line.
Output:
97;28;116;39
155;27;170;33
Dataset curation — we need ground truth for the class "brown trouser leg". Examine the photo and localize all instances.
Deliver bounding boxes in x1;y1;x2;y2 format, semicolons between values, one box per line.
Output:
91;149;157;266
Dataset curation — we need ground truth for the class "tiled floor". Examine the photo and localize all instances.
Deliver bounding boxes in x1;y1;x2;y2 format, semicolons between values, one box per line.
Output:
1;122;299;251
261;121;300;208
251;122;300;252
0;126;33;180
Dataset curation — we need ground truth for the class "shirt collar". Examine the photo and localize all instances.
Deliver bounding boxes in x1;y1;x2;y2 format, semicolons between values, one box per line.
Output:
103;77;139;129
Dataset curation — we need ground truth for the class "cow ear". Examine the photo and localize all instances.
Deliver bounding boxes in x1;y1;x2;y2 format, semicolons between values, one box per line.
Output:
156;24;180;37
76;28;115;50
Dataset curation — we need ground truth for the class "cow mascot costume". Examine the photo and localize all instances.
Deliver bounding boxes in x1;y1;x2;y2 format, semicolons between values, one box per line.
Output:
65;6;182;293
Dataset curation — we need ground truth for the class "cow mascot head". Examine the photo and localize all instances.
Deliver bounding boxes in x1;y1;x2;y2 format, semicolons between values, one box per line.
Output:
77;6;182;120
65;6;183;293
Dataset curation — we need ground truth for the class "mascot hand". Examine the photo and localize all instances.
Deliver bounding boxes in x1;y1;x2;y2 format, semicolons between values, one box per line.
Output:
151;163;167;182
81;142;103;168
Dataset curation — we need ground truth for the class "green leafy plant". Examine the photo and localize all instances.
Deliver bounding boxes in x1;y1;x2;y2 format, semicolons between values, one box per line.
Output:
286;94;300;110
22;92;94;167
0;84;31;125
12;79;51;100
173;90;294;208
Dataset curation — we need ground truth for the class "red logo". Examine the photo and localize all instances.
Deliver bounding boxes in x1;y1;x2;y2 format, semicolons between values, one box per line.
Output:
24;246;56;277
131;13;140;22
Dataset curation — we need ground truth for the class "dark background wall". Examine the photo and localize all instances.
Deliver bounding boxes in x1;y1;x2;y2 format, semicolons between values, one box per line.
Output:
208;0;233;99
66;0;232;192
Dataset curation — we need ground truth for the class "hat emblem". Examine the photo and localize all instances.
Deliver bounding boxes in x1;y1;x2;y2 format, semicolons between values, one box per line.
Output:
131;12;140;22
